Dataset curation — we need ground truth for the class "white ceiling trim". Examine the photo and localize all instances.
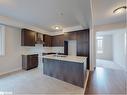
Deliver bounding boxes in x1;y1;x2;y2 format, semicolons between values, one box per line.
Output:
0;15;89;36
50;25;85;36
0;15;51;34
94;22;126;32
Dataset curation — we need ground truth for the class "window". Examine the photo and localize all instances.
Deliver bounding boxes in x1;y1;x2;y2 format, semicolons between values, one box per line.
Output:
96;36;103;54
0;25;5;56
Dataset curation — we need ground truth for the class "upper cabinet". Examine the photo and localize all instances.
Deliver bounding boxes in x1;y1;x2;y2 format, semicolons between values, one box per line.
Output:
64;31;77;41
43;34;52;47
21;29;36;46
76;29;89;42
52;34;64;47
21;28;53;47
76;29;89;61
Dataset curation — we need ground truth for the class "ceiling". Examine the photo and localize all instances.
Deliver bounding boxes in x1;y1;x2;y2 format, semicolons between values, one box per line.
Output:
0;0;126;32
92;0;126;25
0;0;91;32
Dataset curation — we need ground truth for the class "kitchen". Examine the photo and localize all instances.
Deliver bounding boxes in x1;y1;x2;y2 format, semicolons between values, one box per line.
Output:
0;0;126;94
0;25;89;94
21;28;89;88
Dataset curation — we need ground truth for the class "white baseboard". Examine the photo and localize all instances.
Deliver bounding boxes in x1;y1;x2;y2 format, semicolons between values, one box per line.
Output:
0;68;22;77
84;70;90;93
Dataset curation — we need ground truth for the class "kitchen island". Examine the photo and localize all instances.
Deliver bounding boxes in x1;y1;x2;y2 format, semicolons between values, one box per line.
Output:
43;55;87;88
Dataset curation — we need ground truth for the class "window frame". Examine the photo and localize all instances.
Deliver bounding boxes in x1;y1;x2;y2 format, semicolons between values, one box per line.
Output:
96;36;103;54
0;25;5;56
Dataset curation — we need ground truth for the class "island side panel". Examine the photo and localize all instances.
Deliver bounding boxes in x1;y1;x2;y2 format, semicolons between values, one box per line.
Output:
43;58;85;88
61;60;84;87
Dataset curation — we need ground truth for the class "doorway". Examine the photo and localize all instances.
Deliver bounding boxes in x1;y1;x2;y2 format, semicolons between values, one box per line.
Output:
96;28;126;71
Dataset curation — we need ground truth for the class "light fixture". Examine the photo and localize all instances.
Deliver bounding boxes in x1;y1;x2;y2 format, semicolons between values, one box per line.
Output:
55;26;60;30
52;25;63;31
113;6;127;14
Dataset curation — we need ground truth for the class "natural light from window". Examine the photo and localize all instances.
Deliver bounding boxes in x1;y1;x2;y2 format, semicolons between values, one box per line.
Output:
0;25;5;56
96;36;103;54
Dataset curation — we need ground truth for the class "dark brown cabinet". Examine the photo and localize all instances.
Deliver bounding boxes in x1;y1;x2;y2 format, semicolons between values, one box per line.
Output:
64;31;77;41
52;34;64;46
76;29;89;69
64;29;89;57
21;28;89;68
76;29;89;56
21;28;52;47
77;42;89;56
76;29;89;42
63;29;90;69
21;29;36;46
43;34;52;47
22;54;38;70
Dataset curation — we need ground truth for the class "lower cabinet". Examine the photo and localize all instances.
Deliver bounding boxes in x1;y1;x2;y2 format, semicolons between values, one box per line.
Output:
43;58;86;88
22;54;38;70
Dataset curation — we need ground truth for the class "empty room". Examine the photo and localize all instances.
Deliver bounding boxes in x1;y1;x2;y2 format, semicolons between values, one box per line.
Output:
0;0;126;95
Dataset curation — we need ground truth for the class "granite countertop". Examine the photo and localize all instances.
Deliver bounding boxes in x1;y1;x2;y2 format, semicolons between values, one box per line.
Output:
43;54;87;63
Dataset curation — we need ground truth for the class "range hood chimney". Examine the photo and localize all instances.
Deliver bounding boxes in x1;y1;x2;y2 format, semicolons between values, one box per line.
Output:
35;33;45;45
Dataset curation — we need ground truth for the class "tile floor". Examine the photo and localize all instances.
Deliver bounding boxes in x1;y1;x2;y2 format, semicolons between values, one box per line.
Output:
0;67;84;95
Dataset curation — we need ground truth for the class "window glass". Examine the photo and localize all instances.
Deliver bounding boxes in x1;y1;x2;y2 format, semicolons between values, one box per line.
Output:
0;25;5;56
96;36;103;54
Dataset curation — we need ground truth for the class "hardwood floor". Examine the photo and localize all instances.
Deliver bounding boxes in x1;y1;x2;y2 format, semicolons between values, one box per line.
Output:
85;67;127;95
96;59;124;71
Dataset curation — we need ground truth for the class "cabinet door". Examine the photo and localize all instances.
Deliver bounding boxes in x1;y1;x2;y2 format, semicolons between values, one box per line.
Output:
77;42;89;56
29;55;38;69
43;35;52;47
52;34;64;46
21;29;36;46
64;32;76;41
76;29;89;69
52;35;59;46
22;54;38;70
58;35;64;46
76;29;89;56
76;29;89;42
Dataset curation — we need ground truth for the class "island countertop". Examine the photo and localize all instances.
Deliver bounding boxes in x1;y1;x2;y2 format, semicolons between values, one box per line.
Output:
42;54;87;63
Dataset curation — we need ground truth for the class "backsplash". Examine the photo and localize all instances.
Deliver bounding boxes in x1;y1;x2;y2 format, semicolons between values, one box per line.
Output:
51;47;64;53
21;45;51;55
21;45;64;55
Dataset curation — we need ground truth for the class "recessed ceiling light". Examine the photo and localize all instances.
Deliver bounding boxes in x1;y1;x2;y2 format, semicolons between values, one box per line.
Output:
55;26;60;30
52;25;63;31
113;6;127;14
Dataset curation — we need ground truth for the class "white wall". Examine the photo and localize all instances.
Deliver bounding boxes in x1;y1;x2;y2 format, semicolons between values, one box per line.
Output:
0;16;51;35
92;23;126;70
0;25;53;75
0;27;3;55
0;26;22;75
113;29;126;70
0;25;66;75
96;35;113;60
